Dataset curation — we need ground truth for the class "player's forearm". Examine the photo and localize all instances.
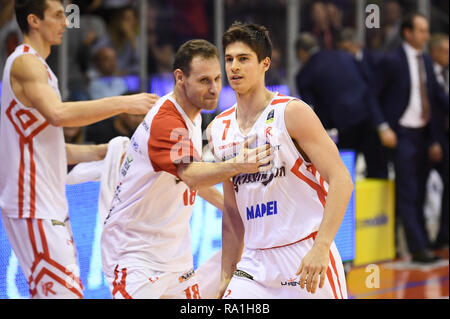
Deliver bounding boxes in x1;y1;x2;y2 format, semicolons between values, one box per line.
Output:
198;187;224;212
221;209;244;281
178;161;241;190
313;171;353;250
66;143;108;165
51;97;126;127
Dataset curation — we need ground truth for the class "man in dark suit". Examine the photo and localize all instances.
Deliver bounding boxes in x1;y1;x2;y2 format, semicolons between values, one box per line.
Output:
295;32;388;178
374;13;449;263
429;33;449;250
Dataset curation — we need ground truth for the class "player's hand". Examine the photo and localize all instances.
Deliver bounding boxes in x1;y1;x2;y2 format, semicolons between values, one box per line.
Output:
378;127;397;149
230;135;274;174
429;142;443;163
296;244;329;294
123;93;159;115
216;278;232;299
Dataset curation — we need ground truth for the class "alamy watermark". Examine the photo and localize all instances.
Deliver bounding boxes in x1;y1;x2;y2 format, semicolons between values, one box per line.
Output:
365;264;380;289
65;4;80;29
365;4;381;29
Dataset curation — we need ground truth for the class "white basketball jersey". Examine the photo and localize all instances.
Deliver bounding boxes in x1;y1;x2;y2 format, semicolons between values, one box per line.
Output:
0;44;68;220
101;93;202;277
210;92;328;249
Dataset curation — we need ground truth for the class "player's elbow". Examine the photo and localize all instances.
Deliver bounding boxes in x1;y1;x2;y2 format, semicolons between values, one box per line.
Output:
46;108;65;127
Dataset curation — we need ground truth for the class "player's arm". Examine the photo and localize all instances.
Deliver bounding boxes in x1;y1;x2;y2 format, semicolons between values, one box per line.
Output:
198;186;224;212
177;123;273;190
65;143;108;166
10;54;158;127
285;100;354;294
216;179;244;299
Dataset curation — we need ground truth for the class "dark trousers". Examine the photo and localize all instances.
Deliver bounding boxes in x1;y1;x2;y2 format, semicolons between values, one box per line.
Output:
394;126;431;254
338;120;389;179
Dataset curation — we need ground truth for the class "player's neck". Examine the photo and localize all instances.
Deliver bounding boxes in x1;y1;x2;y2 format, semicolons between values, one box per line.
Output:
235;85;274;120
23;34;51;59
173;85;201;123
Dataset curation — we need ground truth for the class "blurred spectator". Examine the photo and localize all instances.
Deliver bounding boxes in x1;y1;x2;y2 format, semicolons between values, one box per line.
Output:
325;1;344;33
64;127;85;144
373;13;448;263
380;0;403;52
266;47;286;86
0;0;22;77
147;31;175;75
428;33;449;249
94;5;140;75
306;1;336;50
295;32;387;179
336;28;389;178
64;0;108;101
168;0;211;48
87;47;128;100
85;95;144;144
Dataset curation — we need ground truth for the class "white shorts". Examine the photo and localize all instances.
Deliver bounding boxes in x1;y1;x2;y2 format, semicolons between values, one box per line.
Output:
223;233;347;299
105;265;204;299
1;212;83;299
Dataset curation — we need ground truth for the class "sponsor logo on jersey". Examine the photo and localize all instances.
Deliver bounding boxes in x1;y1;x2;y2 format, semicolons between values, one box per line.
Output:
246;201;278;220
142;120;150;132
51;219;66;227
179;268;195;283
233;269;254;280
131;137;139;152
266;109;274;124
281;278;301;287
121;155;133;176
232;166;285;192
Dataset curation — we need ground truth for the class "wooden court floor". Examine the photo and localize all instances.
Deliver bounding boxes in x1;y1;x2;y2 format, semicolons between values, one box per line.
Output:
346;248;449;299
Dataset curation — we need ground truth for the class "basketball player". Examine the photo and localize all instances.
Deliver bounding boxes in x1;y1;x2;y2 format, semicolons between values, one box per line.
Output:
209;22;354;299
100;39;273;299
0;0;157;298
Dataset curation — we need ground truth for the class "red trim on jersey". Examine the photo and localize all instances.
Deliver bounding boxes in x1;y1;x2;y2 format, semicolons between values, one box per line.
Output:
18;138;25;218
329;250;344;298
6;99;49;218
37;219;49;258
112;266;133;299
259;232;318;251
23;45;29;53
326;267;339;299
28;142;37;218
26;219;83;298
216;107;236;119
148;100;200;178
291;157;327;208
271;98;292;105
16;109;38;130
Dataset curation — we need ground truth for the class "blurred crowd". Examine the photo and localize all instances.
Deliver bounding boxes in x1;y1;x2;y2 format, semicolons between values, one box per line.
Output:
0;0;448;261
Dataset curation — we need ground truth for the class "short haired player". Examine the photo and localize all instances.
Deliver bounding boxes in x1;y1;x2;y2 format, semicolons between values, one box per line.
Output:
0;0;157;298
100;39;273;299
208;22;354;299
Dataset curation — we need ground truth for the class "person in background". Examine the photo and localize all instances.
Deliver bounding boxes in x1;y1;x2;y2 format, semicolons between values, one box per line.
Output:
373;13;448;263
428;33;449;250
296;32;387;179
87;46;128;100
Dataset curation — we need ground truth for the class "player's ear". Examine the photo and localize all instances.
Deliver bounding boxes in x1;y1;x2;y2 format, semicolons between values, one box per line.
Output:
173;69;185;85
27;13;41;31
262;57;271;72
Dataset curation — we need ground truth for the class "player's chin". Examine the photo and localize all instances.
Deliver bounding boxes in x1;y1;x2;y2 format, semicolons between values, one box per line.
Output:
202;99;219;110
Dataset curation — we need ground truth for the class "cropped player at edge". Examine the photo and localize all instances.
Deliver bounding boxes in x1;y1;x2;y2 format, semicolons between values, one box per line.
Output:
0;0;157;299
101;39;274;299
208;22;354;299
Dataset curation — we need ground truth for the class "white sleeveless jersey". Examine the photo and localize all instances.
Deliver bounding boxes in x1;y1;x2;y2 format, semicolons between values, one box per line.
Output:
0;44;68;220
101;93;202;277
210;92;328;249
